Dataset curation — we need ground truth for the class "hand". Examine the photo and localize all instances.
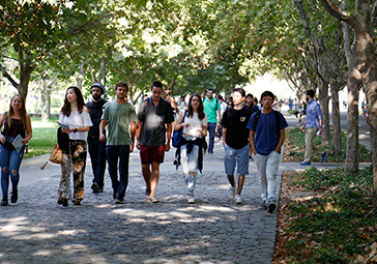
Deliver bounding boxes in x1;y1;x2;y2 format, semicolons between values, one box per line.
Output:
165;143;170;152
99;134;106;142
183;123;190;128
319;127;323;134
22;138;29;144
197;130;203;137
136;141;141;150
216;123;221;128
61;128;71;134
130;142;134;152
274;149;281;154
0;134;5;144
252;149;257;156
223;140;226;146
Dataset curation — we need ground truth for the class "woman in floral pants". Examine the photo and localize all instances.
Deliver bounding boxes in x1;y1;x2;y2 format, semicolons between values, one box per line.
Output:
58;86;92;206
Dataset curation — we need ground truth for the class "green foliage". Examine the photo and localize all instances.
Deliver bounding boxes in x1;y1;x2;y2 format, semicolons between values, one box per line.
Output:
24;117;59;159
286;128;372;162
285;166;377;263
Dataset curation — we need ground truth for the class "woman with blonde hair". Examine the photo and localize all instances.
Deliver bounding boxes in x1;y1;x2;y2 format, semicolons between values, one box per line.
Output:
0;95;32;206
58;86;92;206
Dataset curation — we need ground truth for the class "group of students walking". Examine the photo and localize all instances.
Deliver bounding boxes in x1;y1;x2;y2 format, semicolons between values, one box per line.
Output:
0;81;291;214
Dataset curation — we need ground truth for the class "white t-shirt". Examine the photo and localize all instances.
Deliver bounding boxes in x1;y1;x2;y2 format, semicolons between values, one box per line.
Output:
181;110;208;138
59;111;93;140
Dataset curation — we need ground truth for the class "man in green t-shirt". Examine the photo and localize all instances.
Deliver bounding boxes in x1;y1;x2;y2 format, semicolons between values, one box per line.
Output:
203;88;221;154
99;82;137;204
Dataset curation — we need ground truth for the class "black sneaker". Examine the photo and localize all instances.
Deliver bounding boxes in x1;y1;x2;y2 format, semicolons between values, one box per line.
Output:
1;199;8;206
91;183;100;193
11;189;18;203
267;202;276;213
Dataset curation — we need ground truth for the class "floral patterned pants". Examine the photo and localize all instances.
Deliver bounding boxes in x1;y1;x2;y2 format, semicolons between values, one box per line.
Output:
58;140;87;201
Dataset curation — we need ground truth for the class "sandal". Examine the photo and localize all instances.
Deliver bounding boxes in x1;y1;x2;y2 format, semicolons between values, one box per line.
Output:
72;199;81;205
58;197;68;206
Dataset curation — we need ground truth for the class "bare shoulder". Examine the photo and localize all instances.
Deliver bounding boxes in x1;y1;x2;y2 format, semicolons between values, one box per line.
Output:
83;106;89;113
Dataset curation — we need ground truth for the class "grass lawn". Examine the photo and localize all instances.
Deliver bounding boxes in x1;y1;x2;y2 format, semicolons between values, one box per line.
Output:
284;128;372;162
274;167;377;264
24;117;59;159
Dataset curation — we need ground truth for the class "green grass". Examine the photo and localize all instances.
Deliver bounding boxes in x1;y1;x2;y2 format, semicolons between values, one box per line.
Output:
284;166;377;263
24;117;59;159
285;128;372;162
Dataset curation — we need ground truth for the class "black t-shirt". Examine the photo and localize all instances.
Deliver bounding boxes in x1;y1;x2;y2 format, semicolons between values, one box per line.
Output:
222;107;252;149
87;99;108;137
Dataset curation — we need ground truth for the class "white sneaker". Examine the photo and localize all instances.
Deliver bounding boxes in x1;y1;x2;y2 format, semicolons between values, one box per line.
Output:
229;186;236;199
187;194;195;204
235;195;242;204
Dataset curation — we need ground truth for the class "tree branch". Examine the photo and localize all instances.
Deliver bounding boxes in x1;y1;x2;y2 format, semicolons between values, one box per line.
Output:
0;63;19;88
317;0;352;23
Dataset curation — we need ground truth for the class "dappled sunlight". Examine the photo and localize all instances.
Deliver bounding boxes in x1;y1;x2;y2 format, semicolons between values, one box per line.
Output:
32;250;53;256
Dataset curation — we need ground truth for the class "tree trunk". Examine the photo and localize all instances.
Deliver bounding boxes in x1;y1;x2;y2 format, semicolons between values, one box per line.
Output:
345;75;360;175
330;82;342;156
77;62;87;89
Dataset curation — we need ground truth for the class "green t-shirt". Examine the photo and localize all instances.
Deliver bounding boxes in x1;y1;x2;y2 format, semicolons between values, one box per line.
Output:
203;98;221;123
101;101;137;146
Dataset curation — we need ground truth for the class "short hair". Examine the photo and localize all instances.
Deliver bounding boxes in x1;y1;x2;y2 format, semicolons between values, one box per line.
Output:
116;82;128;92
207;88;214;92
246;93;254;99
151;81;163;89
232;88;246;97
306;89;315;98
217;95;223;100
260;91;274;101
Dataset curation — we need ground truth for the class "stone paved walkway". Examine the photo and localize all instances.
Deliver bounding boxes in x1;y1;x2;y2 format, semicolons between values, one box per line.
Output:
0;140;279;264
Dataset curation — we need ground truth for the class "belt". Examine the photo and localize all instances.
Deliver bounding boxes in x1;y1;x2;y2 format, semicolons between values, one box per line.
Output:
89;135;99;139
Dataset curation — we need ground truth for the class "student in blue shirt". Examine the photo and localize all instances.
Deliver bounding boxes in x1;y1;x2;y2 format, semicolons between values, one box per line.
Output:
247;91;288;213
300;90;327;165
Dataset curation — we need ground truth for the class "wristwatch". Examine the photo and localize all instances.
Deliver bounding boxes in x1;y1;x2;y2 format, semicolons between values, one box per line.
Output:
74;128;78;133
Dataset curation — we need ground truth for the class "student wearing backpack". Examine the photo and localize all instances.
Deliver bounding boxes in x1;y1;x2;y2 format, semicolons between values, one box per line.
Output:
247;91;288;213
203;89;221;155
222;88;252;204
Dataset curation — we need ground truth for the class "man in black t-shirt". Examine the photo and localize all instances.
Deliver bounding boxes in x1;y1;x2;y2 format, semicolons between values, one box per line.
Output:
87;83;108;193
222;88;252;204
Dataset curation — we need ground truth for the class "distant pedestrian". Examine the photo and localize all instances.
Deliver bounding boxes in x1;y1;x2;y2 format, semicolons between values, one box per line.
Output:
87;83;108;193
203;89;221;155
247;91;288;213
0;95;32;206
174;93;208;204
300;89;326;166
178;96;186;111
243;93;258;114
222;88;252;204
136;81;175;203
215;95;227;141
58;87;92;206
100;82;137;204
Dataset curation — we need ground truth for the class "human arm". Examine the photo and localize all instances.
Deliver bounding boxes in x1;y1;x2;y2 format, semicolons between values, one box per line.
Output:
61;107;91;134
129;121;136;152
136;120;142;149
249;130;257;155
275;129;285;154
174;112;190;131
165;122;173;151
0;113;6;144
99;119;107;142
222;127;227;146
23;114;33;144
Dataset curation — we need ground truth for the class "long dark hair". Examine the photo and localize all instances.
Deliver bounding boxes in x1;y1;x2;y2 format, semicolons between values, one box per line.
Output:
61;86;86;117
187;93;205;120
7;94;27;130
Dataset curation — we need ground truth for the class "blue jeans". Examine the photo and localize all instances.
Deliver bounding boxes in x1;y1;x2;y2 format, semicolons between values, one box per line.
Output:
106;145;130;200
1;145;24;200
87;137;107;188
207;122;217;154
180;142;199;195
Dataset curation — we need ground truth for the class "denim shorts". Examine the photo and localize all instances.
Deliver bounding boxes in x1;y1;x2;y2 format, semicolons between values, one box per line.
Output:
224;144;250;176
